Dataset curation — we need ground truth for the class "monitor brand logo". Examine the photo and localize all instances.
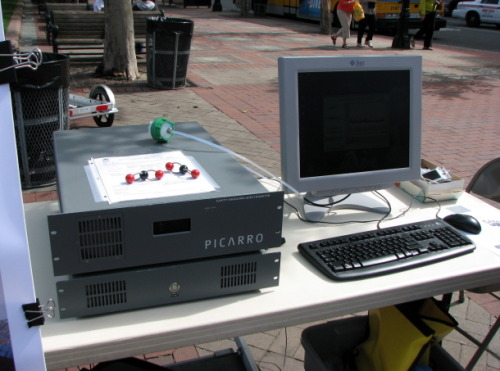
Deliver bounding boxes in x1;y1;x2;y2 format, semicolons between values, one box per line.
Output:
205;233;264;249
349;59;365;67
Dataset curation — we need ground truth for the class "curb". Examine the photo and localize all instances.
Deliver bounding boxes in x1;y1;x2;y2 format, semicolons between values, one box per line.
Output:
4;0;24;49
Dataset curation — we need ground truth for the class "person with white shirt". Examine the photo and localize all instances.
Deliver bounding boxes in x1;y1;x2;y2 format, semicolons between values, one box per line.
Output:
133;0;157;10
93;0;104;11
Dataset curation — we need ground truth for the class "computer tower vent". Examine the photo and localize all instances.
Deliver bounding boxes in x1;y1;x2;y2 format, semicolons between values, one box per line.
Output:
78;215;124;261
86;280;127;309
220;261;257;288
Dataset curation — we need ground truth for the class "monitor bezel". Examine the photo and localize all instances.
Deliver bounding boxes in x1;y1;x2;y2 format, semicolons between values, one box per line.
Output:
278;55;422;196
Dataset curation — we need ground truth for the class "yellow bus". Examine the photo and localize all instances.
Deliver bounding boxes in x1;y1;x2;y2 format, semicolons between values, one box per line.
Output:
265;0;447;33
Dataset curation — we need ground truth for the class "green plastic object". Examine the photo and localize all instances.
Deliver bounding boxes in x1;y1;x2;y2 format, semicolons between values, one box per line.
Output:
149;117;175;143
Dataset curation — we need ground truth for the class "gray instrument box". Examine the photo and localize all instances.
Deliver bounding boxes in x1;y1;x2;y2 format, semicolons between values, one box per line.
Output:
56;251;281;318
49;122;284;276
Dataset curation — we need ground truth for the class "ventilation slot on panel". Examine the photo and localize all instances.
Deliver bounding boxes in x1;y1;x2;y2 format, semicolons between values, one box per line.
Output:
78;215;124;261
86;280;127;308
220;261;257;288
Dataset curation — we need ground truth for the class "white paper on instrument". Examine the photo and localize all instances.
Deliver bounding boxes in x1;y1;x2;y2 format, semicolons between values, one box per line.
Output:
88;151;218;204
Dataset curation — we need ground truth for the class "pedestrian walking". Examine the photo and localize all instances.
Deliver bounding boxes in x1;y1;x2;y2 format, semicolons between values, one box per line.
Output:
412;0;441;50
357;0;377;47
331;0;356;49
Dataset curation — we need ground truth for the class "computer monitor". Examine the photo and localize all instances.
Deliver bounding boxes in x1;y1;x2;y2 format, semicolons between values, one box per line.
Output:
278;55;422;221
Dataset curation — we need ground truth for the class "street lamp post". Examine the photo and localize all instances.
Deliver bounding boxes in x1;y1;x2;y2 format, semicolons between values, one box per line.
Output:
212;0;222;11
392;0;412;48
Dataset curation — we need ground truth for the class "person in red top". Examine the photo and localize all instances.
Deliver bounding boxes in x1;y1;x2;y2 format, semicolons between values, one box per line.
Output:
331;0;356;48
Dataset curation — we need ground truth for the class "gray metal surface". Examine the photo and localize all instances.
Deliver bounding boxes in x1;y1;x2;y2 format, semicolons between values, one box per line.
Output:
49;122;283;276
56;251;281;318
48;190;283;276
53;122;276;212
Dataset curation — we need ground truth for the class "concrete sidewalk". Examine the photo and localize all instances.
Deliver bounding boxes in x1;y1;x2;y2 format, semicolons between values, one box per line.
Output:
8;1;500;370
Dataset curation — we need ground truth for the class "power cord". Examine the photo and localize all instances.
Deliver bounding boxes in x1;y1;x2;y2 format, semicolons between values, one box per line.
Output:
303;193;352;208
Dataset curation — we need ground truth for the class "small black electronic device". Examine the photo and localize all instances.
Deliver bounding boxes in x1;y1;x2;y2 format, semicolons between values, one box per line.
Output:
443;214;482;235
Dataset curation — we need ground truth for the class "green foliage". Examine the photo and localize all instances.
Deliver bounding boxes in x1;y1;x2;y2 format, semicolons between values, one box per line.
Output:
2;0;20;32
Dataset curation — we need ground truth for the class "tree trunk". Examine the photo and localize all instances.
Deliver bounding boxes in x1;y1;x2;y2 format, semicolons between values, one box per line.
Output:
102;0;140;80
320;0;332;35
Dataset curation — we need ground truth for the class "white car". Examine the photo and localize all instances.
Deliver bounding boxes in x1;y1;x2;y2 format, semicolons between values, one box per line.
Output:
452;0;500;26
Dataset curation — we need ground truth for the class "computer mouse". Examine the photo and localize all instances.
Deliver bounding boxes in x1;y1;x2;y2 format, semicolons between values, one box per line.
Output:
443;214;482;235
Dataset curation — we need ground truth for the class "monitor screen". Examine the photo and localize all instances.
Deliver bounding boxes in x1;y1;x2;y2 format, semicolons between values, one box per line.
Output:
278;55;422;220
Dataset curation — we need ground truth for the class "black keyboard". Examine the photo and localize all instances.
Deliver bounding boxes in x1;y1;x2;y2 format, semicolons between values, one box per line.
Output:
298;219;476;280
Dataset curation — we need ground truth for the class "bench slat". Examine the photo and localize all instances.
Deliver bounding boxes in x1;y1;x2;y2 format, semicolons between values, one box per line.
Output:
48;9;163;56
46;4;89;12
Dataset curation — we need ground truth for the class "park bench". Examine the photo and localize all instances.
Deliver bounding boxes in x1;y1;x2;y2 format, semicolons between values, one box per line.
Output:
42;3;89;41
46;9;164;61
38;1;89;15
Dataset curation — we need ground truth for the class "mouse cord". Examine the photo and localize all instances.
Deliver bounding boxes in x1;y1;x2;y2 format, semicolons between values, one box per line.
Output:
423;196;443;219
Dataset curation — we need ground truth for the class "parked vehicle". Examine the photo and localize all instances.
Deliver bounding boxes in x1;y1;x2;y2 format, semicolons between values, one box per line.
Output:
452;0;500;27
443;0;464;16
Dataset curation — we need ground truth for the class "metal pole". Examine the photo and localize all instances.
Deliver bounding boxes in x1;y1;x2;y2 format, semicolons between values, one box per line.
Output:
392;0;412;49
172;32;180;89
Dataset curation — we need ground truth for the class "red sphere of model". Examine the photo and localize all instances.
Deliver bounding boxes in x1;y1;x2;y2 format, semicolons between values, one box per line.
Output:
155;170;164;180
125;174;135;184
191;169;201;179
165;162;174;171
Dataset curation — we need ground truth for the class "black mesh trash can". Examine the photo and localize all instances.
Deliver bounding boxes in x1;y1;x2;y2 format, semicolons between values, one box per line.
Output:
146;17;194;89
10;52;69;189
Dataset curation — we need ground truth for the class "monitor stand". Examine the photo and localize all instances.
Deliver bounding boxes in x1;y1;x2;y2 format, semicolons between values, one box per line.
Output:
302;192;390;222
